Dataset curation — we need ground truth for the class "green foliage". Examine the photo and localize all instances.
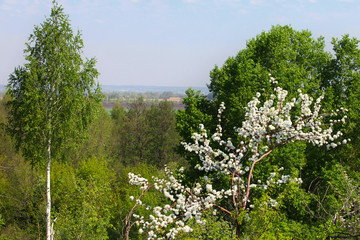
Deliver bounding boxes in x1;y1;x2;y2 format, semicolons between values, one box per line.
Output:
0;155;44;239
176;89;214;183
53;157;114;239
176;26;333;186
0;98;17;160
111;102;126;121
6;1;103;166
176;89;214;142
177;210;234;239
231;182;325;240
0;215;4;228
1;21;359;239
111;98;151;165
323;35;360;170
147;101;182;166
68;107;113;163
304;164;360;238
176;25;360;238
1;89;184;239
0;98;41;239
5;2;103;238
111;98;183;167
207;25;329;138
110;162;169;239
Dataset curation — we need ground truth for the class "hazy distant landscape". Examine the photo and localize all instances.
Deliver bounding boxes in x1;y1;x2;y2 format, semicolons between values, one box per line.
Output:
103;85;208;110
1;84;209;110
0;84;208;94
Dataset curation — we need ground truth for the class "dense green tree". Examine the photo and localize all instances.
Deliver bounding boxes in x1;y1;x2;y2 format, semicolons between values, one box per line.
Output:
0;98;16;161
112;98;151;165
6;1;102;239
111;102;127;122
321;35;360;170
0;157;44;239
0;103;115;239
176;25;360;238
176;89;214;182
207;25;330;138
67;107;113;164
52;157;114;239
178;25;328;184
147;101;183;167
178;24;359;176
111;99;183;167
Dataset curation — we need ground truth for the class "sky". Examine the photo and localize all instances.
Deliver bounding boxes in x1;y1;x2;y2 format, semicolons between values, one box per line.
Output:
0;0;359;87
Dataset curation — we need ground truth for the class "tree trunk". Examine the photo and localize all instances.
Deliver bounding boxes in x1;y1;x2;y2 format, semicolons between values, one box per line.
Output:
46;138;51;240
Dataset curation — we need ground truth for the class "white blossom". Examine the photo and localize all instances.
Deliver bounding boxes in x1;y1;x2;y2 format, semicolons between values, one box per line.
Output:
127;76;348;239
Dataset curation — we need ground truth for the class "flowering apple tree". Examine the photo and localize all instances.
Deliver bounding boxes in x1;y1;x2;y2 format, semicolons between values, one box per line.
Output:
126;76;348;239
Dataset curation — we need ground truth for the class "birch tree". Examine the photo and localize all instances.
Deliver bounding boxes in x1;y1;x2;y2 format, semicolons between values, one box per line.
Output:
6;1;102;239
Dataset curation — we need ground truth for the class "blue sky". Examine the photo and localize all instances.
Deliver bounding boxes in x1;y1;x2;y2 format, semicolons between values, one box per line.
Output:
1;0;359;87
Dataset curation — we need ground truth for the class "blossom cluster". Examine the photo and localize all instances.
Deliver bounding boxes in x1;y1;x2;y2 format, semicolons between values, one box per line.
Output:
127;76;348;239
128;167;222;239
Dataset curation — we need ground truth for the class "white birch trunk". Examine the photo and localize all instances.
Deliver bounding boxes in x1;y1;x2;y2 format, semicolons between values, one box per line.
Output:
46;138;51;240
